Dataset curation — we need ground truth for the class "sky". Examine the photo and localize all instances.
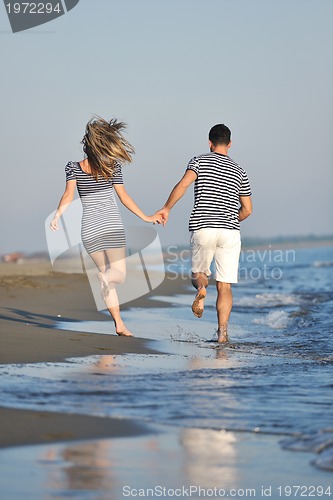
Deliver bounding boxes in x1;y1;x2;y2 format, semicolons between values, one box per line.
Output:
0;0;332;253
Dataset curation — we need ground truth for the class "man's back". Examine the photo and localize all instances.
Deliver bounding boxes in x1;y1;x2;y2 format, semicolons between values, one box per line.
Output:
155;122;252;343
186;152;252;231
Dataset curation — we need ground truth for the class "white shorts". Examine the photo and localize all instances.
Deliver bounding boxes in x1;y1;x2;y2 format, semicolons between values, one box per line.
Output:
191;228;241;283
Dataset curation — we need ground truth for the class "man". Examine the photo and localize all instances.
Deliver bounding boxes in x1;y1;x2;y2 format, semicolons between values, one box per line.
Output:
156;124;252;343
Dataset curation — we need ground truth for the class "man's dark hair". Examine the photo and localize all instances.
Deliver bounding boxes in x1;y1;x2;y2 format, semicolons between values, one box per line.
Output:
209;124;231;146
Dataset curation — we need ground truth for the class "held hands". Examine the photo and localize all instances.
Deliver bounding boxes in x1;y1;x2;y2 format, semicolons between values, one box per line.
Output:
144;207;170;226
144;214;163;225
154;207;169;226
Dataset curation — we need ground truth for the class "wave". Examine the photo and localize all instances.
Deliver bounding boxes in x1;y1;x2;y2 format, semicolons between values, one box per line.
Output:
280;430;333;471
313;261;333;268
253;310;290;329
235;293;302;308
235;291;333;309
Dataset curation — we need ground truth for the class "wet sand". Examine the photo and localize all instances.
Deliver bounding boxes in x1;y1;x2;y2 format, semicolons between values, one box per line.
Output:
0;407;152;449
0;424;330;499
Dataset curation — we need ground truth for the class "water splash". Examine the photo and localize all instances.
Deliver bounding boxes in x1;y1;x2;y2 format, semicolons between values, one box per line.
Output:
253;310;290;329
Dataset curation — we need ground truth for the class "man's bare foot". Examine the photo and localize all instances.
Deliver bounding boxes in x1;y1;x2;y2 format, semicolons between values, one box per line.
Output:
192;287;207;318
98;272;110;299
217;324;229;343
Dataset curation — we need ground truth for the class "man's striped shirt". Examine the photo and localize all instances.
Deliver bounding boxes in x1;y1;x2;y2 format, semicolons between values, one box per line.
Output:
186;152;252;232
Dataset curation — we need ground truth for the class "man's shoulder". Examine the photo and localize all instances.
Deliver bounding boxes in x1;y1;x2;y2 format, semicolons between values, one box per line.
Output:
188;152;219;165
191;152;215;161
191;152;243;169
225;156;245;172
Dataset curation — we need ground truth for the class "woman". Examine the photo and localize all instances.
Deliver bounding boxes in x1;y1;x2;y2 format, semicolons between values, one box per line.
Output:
50;116;160;337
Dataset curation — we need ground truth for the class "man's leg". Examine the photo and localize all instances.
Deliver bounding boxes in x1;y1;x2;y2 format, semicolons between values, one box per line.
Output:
214;229;241;342
191;272;209;318
216;281;232;343
190;229;216;318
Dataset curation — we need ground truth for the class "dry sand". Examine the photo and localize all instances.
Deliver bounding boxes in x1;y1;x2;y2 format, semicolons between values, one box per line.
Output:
0;262;189;365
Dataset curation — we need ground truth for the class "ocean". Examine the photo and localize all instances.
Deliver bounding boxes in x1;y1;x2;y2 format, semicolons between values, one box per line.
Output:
0;243;332;490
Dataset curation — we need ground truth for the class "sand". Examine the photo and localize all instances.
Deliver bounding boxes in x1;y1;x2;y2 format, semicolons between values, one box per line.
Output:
0;422;330;499
0;407;152;449
0;262;189;365
0;260;188;449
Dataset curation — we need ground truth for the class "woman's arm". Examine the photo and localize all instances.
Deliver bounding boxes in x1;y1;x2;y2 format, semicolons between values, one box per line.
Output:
114;184;161;224
50;180;76;231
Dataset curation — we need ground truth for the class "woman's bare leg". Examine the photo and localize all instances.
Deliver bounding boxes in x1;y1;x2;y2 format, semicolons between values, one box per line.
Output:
89;248;133;337
104;248;132;336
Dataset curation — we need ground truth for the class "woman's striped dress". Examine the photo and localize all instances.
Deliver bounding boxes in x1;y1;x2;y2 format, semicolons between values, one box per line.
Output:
65;161;126;254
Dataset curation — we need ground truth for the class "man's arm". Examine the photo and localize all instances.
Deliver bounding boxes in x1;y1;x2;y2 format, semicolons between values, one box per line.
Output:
239;195;252;221
156;169;197;225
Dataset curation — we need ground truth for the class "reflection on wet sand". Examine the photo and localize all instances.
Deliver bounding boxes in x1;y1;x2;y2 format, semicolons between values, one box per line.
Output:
180;428;238;490
39;426;240;498
37;351;241;496
92;354;120;373
180;350;239;489
41;441;116;494
2;425;329;498
39;350;241;498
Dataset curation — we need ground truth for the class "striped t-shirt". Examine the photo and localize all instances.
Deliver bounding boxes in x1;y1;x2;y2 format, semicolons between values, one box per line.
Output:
65;160;124;200
186;152;252;232
64;161;126;252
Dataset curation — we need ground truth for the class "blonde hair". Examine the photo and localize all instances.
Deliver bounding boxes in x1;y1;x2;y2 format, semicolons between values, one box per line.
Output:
81;116;135;181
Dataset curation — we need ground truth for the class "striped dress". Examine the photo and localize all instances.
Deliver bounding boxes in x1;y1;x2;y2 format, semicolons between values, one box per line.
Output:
65;161;126;253
186;152;252;232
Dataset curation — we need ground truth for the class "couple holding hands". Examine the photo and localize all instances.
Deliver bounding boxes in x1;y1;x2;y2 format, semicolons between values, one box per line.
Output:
51;117;252;343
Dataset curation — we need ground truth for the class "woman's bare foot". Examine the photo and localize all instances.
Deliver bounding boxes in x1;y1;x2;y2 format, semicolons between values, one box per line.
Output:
217;324;229;343
192;287;207;318
115;321;133;337
116;328;134;337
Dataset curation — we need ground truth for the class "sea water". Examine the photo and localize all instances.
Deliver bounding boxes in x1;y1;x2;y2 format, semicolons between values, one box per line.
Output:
0;244;333;474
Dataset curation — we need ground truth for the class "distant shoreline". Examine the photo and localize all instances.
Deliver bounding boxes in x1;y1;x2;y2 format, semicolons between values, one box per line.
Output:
0;238;332;276
1;235;332;263
242;238;333;251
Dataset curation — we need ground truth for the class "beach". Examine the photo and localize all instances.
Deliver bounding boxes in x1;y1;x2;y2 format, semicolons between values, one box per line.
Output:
0;247;333;498
0;263;162;365
0;260;183;449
